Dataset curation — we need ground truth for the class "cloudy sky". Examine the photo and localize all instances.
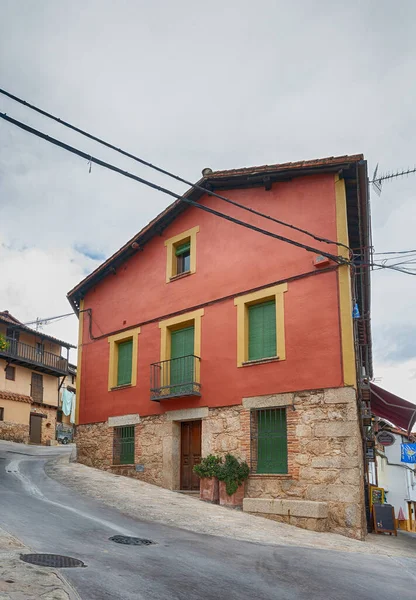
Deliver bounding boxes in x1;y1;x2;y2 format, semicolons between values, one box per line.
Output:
1;1;415;401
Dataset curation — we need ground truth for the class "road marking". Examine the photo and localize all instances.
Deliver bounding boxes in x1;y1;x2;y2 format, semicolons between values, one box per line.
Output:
6;457;133;536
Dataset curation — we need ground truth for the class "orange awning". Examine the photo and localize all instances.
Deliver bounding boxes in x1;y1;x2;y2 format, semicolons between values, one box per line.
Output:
370;383;416;434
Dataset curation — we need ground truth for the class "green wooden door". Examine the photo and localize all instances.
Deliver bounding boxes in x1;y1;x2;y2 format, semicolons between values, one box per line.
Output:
170;326;194;392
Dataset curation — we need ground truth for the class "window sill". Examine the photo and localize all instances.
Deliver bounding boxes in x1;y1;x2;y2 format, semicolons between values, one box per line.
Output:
169;271;192;282
249;474;291;478
242;356;280;367
112;464;135;468
110;384;132;391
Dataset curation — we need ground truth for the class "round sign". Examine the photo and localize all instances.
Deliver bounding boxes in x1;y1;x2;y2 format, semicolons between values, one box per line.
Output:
376;431;395;446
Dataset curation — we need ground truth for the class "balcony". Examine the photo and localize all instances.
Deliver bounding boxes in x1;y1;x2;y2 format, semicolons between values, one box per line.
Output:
0;337;69;376
150;355;201;401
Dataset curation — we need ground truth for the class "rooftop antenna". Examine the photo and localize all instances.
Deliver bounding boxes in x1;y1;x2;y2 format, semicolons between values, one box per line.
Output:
370;163;416;196
372;164;382;197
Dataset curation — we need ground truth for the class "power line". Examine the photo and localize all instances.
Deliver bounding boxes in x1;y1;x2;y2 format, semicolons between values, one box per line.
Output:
0;87;350;253
0;111;348;265
373;249;416;256
24;312;75;326
4;109;415;278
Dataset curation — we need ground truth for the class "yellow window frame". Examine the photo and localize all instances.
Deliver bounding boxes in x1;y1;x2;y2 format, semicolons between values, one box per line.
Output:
164;226;199;282
108;327;140;391
234;283;288;367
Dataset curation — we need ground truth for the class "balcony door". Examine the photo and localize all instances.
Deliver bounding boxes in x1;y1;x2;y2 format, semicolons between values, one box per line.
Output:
170;326;194;393
6;327;19;355
31;373;44;403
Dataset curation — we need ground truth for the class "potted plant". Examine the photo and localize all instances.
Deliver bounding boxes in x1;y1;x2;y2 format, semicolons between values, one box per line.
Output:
216;453;250;507
0;334;9;351
193;454;222;503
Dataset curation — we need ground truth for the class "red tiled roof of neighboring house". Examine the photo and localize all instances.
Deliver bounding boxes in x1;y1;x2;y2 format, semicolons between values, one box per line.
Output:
67;153;366;309
0;311;75;349
206;154;364;179
0;390;32;404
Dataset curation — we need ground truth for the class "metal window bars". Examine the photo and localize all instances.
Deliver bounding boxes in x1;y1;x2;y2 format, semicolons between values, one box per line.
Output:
113;425;135;465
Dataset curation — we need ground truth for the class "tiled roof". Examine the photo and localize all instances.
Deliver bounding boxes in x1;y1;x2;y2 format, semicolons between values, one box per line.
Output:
207;154;364;178
0;390;32;404
0;311;75;349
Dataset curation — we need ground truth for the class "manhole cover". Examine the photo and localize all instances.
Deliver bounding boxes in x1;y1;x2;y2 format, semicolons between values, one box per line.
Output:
20;554;86;568
109;535;154;546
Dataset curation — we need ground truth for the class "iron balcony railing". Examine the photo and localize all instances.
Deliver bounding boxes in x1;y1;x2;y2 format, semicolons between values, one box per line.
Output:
150;355;201;401
1;337;68;374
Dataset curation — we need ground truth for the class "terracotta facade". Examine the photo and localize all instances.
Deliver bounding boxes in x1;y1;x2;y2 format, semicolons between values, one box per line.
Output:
70;156;371;539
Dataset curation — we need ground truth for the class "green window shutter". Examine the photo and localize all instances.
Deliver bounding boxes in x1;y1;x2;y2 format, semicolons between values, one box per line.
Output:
170;327;194;388
171;326;194;359
257;409;288;474
117;339;133;386
248;300;276;361
175;241;191;256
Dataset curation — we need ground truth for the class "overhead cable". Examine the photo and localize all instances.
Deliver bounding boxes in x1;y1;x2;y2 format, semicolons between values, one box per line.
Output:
0;111;348;265
0;87;350;253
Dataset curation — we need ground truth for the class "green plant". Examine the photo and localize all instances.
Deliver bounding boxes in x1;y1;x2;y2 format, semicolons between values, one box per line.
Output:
216;453;250;496
0;334;8;351
193;454;222;479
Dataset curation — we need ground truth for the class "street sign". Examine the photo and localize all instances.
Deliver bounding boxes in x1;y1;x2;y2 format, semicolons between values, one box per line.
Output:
366;447;375;461
376;431;395;446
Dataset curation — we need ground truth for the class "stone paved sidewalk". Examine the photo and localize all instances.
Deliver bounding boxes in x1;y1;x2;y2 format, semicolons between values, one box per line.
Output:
0;527;80;600
47;455;416;559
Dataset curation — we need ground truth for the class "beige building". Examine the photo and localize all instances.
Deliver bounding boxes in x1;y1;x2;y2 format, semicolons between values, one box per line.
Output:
0;311;75;444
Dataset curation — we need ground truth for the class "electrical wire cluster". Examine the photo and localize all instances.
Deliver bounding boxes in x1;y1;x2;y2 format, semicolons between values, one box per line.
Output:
372;250;416;276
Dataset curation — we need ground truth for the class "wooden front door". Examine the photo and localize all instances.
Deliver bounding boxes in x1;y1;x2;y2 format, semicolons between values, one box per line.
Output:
180;420;201;490
30;414;42;444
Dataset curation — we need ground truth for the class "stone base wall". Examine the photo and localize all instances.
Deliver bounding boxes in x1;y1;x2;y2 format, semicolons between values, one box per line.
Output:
242;387;365;539
76;386;365;539
75;422;113;469
0;421;29;443
41;406;58;445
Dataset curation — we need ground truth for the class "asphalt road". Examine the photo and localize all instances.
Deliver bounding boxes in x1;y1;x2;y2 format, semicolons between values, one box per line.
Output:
0;442;415;600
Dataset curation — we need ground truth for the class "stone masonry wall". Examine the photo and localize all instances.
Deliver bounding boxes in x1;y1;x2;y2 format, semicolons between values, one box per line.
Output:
243;387;365;539
0;422;29;443
40;406;58;445
76;415;171;487
75;386;365;539
75;421;113;469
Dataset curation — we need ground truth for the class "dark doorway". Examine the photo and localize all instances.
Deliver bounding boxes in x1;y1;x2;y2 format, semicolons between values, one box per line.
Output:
180;420;201;490
29;414;42;444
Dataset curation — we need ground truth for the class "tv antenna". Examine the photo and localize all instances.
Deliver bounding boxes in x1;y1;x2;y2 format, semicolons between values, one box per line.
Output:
371;163;416;196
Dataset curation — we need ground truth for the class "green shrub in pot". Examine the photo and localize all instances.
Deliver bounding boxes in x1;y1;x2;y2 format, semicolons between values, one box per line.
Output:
193;454;222;479
216;453;250;496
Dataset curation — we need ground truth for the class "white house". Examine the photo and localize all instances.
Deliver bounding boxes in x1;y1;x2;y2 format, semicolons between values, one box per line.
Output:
375;425;416;532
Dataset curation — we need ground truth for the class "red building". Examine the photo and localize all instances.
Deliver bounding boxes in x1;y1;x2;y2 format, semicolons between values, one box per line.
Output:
68;154;372;539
